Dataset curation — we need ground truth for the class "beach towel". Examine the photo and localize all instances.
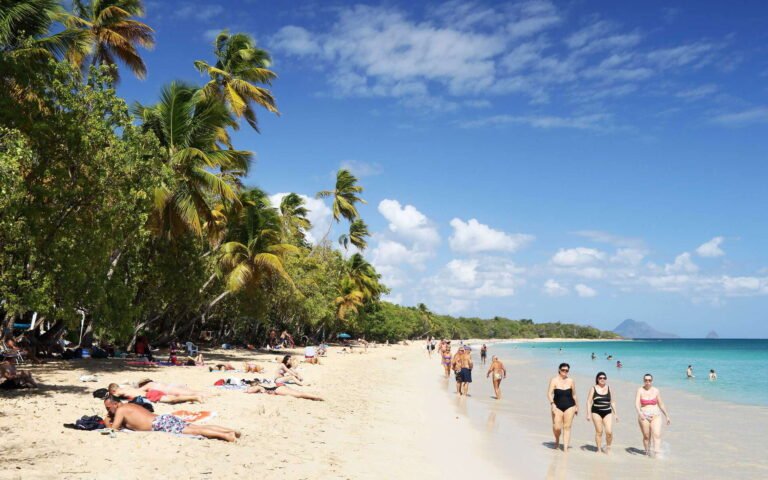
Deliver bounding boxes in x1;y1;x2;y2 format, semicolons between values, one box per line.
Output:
126;361;158;366
171;410;217;423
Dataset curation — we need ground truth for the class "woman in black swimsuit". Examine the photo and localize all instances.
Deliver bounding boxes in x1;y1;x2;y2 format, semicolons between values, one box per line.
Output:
586;371;619;453
547;362;578;452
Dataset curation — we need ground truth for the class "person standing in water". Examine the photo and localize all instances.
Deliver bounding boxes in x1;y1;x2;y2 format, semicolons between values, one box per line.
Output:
586;371;618;454
686;365;695;378
635;373;671;457
709;369;717;381
486;356;506;400
547;363;578;452
480;344;488;365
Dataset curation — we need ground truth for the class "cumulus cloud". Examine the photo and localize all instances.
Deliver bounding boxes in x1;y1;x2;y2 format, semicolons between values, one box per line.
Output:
175;4;223;21
543;279;568;296
448;218;534;253
574;283;597;297
551;247;606;267
271;26;321;55
664;252;699;274
378;199;440;246
696;237;725;257
269;193;331;245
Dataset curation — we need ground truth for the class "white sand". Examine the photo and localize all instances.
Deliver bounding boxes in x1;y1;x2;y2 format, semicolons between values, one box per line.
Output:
0;345;506;480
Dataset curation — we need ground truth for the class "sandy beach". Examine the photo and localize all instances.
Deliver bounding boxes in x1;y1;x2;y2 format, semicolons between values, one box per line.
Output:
3;341;768;479
0;344;506;480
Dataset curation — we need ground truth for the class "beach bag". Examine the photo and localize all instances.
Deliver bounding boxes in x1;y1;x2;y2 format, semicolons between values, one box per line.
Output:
74;415;105;431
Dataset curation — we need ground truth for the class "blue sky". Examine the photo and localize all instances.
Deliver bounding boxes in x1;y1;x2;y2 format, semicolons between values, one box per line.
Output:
118;0;768;337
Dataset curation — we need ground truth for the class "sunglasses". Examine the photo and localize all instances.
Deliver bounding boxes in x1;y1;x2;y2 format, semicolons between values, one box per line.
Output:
560;368;569;372
598;376;607;380
644;378;653;382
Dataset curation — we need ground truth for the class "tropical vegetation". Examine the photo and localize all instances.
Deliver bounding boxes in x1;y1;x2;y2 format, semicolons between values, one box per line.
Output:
0;1;617;352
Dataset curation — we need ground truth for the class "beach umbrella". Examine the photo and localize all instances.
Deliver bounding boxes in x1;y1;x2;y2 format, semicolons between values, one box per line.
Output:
337;333;352;339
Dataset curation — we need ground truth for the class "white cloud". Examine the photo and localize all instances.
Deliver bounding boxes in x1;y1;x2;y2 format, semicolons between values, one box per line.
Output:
445;259;479;285
269;193;331;245
712;107;768;126
696;237;725;257
378;199;440;246
574;284;597;297
461;113;612;131
176;4;223;21
383;292;403;305
721;276;768;295
676;84;718;101
611;248;645;265
448;218;534;253
543;279;568;296
339;160;383;178
371;239;430;268
551;247;606;267
271;26;321;55
572;230;644;248
272;2;730;116
664;252;699;274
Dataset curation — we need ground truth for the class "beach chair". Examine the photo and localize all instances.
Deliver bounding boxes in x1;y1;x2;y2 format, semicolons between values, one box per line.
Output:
1;343;25;364
186;342;199;356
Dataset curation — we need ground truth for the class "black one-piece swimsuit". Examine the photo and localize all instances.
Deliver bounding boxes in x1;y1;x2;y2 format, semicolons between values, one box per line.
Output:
553;388;576;412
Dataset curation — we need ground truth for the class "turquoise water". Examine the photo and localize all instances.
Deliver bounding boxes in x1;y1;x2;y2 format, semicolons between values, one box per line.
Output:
496;339;768;406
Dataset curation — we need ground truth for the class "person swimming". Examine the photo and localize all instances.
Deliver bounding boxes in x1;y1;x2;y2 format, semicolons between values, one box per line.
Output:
547;363;578;452
586;371;618;454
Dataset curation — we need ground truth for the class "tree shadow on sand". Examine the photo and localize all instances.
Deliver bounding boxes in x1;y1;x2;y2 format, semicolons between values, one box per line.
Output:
0;382;93;399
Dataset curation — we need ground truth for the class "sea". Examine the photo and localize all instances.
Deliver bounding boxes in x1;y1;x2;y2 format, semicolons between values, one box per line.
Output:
493;339;768;407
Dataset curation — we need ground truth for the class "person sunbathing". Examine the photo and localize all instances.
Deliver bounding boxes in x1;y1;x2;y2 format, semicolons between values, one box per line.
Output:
108;383;203;404
244;362;264;373
103;397;240;441
208;363;236;372
136;379;203;397
0;361;37;388
275;355;304;385
245;382;323;401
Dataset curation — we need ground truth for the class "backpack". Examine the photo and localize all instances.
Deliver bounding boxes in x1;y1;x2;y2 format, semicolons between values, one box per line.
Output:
74;415;105;431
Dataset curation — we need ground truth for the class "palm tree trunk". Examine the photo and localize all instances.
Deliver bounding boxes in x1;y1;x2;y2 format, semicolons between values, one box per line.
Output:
308;220;336;257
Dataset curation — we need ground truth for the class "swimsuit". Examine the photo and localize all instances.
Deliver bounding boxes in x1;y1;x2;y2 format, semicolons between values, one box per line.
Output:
591;386;612;418
493;372;502;380
553;387;576;412
441;354;451;367
640;396;660;420
151;414;188;434
145;389;165;403
460;367;472;383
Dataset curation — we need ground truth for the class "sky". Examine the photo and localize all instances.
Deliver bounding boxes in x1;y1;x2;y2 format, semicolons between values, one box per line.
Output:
116;0;768;337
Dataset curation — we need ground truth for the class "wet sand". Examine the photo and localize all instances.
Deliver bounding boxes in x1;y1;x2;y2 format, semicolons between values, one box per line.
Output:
454;342;768;479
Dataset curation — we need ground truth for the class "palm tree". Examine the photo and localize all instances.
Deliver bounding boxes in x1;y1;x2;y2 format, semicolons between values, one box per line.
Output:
417;303;433;336
208;189;297;310
69;0;154;81
0;0;89;110
133;82;251;239
335;276;364;321
338;219;370;251
315;169;366;247
346;254;383;300
279;193;311;245
194;30;278;131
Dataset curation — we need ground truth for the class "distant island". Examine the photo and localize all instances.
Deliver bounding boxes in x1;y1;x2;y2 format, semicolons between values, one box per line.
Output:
705;330;720;339
612;319;679;339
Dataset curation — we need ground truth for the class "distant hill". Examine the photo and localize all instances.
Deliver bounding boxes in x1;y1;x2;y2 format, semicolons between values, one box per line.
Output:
612;319;678;339
705;330;720;339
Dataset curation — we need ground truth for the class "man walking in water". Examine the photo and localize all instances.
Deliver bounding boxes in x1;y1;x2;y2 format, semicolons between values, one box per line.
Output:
453;347;473;396
480;344;488;365
486;355;507;400
686;365;695;378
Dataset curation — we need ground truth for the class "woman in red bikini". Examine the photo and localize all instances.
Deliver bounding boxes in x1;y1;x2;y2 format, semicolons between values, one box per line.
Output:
635;373;671;457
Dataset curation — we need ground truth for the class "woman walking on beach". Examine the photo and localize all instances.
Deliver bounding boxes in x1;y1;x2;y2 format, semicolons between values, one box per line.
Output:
586;371;618;453
440;341;452;378
635;373;671;457
486;356;506;400
547;363;578;452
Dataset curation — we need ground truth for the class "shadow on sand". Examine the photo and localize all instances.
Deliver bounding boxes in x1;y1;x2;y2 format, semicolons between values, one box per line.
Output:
625;447;647;456
580;444;600;452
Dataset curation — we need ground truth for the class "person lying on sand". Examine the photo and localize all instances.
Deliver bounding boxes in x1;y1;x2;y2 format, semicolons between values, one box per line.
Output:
103;397;240;441
209;363;236;372
136;379;202;397
0;361;37;388
244;362;264;373
108;383;203;404
245;382;323;401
